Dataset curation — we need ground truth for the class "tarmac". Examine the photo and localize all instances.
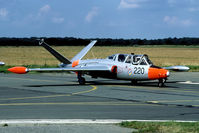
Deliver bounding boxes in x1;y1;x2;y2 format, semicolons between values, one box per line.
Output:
0;72;199;132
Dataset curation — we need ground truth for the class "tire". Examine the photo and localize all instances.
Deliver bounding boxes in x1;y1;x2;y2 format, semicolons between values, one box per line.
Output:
78;77;85;85
158;79;164;87
131;80;138;85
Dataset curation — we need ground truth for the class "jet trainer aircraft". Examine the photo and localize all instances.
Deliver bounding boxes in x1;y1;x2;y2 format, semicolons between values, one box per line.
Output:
8;39;189;87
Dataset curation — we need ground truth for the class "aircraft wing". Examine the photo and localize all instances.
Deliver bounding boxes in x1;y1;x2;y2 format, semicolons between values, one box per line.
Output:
8;65;110;74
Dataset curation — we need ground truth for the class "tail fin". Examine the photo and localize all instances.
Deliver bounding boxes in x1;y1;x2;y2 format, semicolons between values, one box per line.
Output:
39;39;97;64
71;40;97;62
39;39;71;64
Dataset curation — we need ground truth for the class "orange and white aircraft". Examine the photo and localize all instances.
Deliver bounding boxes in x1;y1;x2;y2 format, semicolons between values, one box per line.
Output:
8;39;189;87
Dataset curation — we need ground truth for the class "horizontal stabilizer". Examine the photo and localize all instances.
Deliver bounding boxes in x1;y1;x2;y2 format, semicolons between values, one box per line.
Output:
39;39;71;64
163;66;190;71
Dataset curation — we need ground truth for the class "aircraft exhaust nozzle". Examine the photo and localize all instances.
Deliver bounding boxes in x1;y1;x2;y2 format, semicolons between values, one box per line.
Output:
8;67;28;74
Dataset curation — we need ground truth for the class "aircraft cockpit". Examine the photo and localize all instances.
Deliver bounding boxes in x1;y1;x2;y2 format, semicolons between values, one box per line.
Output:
107;54;117;60
107;54;128;62
126;54;153;65
118;54;128;62
107;54;153;66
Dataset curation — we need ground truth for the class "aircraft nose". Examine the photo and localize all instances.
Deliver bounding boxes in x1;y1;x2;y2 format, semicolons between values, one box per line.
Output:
160;69;169;78
148;67;169;80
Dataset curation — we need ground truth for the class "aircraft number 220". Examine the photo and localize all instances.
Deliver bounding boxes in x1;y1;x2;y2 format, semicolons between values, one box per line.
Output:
134;67;145;74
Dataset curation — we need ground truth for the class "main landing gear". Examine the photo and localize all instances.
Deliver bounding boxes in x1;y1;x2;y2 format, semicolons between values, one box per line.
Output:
158;78;167;87
77;72;86;85
131;80;138;85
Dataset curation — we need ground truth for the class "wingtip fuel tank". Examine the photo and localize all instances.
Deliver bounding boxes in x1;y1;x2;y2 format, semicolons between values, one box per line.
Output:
0;62;5;66
163;66;190;71
8;67;28;74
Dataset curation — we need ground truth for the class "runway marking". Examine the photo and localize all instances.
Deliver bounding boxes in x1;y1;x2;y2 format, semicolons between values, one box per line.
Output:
0;94;71;101
178;81;199;85
2;76;60;83
0;119;197;124
104;84;199;106
0;85;97;101
105;85;198;93
1;75;199;108
71;85;97;95
148;99;199;103
2;75;85;86
0;102;159;106
192;105;199;107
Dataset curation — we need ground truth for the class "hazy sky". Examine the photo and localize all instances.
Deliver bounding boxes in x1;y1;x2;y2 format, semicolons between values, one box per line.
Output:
0;0;199;39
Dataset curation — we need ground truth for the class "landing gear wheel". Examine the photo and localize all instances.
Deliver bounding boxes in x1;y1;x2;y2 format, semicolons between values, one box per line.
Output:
77;72;86;85
78;77;86;85
158;79;165;87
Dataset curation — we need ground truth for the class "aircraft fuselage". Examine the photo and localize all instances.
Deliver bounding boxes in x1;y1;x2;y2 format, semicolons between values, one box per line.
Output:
64;55;169;81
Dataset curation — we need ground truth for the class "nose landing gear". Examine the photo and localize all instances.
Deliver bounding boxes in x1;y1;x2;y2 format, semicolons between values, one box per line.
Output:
158;78;167;87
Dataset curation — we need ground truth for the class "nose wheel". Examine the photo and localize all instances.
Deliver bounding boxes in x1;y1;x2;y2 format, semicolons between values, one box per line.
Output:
158;78;166;87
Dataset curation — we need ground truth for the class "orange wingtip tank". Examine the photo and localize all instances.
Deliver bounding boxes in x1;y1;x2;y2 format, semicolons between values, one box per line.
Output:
8;67;28;74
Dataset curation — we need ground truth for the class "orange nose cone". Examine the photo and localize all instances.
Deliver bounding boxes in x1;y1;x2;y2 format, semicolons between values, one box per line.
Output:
148;67;168;80
8;67;27;74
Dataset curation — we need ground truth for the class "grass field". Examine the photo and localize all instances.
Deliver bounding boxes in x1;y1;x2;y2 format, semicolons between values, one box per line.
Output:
0;45;199;68
120;121;199;133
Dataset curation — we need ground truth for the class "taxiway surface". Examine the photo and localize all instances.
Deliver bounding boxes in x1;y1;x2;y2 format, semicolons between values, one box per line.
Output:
0;72;199;120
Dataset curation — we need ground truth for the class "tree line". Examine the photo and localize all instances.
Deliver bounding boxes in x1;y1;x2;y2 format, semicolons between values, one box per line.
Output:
0;37;198;46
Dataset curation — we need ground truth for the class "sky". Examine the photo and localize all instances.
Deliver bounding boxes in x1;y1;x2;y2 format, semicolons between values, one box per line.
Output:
0;0;199;39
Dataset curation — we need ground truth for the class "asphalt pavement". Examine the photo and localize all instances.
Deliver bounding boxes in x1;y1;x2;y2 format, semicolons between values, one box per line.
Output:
0;72;199;132
0;72;199;120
